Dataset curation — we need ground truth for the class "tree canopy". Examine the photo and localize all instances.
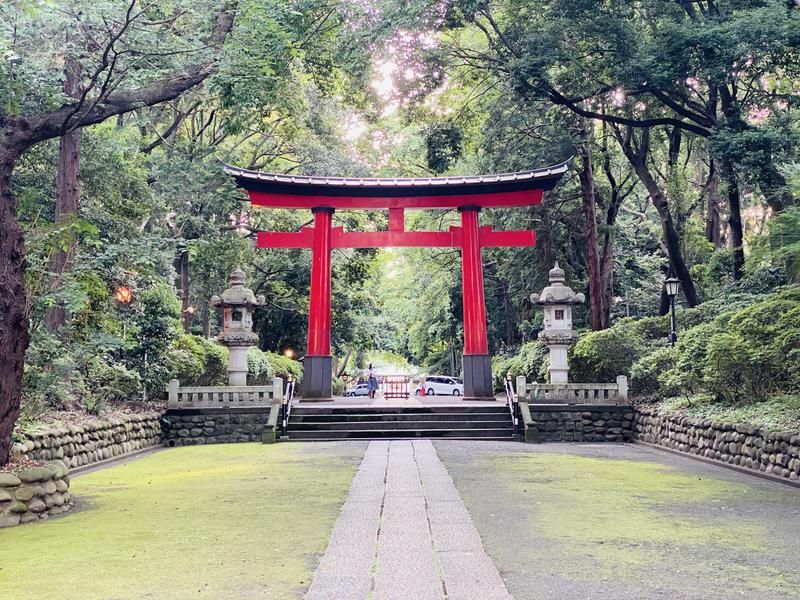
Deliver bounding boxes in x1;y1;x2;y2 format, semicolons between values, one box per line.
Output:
1;0;799;463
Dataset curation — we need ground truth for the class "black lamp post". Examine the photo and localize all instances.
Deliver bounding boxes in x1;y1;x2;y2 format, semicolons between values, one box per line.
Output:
665;276;680;347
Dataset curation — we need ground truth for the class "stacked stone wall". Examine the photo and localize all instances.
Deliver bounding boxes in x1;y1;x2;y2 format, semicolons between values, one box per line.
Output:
0;460;72;528
634;408;800;482
529;405;636;442
13;412;162;469
162;407;274;445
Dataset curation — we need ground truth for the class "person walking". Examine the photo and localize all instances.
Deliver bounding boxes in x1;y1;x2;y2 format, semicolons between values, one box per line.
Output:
367;363;379;399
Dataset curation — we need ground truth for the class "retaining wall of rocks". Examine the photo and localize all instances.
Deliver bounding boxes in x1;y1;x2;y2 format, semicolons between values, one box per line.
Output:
526;405;636;443
634;408;800;482
162;407;277;446
0;460;72;528
13;412;162;470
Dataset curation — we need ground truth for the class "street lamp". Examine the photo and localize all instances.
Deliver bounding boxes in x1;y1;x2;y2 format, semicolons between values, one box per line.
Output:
664;276;680;347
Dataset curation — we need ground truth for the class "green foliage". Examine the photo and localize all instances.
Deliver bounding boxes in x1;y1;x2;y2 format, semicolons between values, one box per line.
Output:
492;342;548;389
659;393;800;434
628;287;800;403
129;283;182;397
332;376;346;396
170;335;227;386
751;205;800;283
424;122;464;173
630;347;677;398
265;352;303;383
571;320;648;382
22;329;141;420
8;0;800;437
85;358;142;410
247;348;275;385
701;288;800;401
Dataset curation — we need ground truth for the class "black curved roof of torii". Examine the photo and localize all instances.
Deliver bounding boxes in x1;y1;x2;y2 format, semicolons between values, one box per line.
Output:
223;159;571;198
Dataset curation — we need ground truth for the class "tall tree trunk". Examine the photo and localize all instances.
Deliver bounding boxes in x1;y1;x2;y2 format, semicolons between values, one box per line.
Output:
500;280;517;345
717;87;747;279
175;249;190;332
45;56;82;333
705;160;722;247
337;348;353;377
760;164;794;214
617;128;700;306
640;172;700;306
202;310;211;338
599;231;614;328
577;122;605;330
536;204;555;277
0;142;28;465
720;160;745;280
0;3;237;465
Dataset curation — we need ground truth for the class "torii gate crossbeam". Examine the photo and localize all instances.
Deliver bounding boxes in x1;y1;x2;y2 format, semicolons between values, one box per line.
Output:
225;161;569;400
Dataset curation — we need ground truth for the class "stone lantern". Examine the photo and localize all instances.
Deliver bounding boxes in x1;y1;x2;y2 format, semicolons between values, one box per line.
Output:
210;267;265;386
530;262;585;384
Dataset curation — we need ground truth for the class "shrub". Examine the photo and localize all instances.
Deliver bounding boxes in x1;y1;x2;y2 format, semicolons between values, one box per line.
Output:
169;335;227;386
130;283;181;396
247;348;275;385
570;319;648;382
492;342;548;389
265;352;303;383
193;337;227;385
700;288;800;401
631;315;670;341
630;347;677;397
332;376;346;396
86;358;141;405
668;321;718;396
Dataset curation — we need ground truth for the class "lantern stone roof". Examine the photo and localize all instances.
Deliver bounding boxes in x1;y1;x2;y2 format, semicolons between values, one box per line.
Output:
530;262;585;305
210;267;265;308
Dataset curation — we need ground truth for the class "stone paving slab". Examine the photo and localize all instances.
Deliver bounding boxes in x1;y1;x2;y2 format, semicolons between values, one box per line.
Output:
304;439;513;600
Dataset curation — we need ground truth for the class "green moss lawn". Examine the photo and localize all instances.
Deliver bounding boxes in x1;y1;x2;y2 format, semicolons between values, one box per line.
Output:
0;443;364;599
482;451;800;597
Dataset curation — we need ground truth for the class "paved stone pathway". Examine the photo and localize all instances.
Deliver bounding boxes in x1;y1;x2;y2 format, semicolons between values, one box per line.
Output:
305;440;513;600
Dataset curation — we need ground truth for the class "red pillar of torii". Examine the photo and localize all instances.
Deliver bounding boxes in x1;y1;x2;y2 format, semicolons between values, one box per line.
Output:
225;161;569;400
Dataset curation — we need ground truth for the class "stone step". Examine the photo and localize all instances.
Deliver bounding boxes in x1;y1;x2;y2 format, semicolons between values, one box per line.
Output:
290;405;508;416
289;420;514;431
285;428;517;440
288;412;510;423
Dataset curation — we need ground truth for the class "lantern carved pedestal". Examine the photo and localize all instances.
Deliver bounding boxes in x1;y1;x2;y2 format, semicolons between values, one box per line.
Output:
530;262;585;384
210;267;265;386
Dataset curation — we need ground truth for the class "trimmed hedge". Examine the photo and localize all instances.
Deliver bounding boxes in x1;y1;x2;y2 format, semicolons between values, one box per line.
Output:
630;286;800;401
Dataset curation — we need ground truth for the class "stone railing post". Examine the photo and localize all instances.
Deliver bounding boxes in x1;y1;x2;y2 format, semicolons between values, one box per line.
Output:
168;379;179;409
516;376;528;402
272;377;284;402
616;375;628;404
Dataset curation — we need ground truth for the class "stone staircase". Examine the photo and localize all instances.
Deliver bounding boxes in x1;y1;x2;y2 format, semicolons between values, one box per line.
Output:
285;405;517;441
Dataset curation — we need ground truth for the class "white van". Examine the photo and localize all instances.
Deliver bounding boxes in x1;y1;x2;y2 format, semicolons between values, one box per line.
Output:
415;376;464;396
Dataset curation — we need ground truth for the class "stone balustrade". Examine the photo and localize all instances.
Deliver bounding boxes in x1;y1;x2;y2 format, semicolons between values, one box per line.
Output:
167;378;283;409
163;378;284;446
516;375;628;405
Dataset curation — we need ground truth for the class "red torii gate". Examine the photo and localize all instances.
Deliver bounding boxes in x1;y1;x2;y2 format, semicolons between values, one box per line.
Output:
225;161;569;400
